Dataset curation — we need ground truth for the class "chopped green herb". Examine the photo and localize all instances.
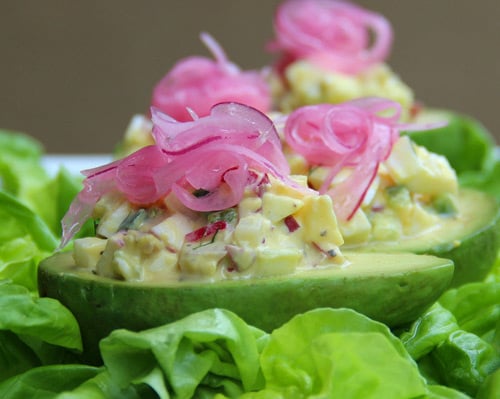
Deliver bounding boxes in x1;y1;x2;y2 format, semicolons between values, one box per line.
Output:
118;209;148;231
207;208;238;224
386;185;411;209
193;188;210;198
432;194;458;216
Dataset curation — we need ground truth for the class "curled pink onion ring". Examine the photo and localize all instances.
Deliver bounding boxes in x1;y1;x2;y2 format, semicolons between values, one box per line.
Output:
284;97;445;220
268;0;393;74
151;32;271;121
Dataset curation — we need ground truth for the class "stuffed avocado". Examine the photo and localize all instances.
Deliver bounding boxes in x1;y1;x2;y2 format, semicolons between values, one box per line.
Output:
38;102;456;362
277;98;500;286
264;0;499;284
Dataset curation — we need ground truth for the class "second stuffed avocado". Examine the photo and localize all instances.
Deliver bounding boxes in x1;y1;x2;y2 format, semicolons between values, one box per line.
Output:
279;101;499;287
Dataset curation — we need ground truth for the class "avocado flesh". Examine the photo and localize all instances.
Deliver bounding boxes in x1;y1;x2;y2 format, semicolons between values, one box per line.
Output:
38;251;453;364
346;189;500;287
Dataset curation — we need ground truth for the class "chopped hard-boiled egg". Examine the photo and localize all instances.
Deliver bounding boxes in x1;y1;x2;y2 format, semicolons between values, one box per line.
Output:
385;136;458;196
73;174;346;282
276;61;414;117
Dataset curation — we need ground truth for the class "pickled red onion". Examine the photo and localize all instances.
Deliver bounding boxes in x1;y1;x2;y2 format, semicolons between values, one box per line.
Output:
283;97;442;220
60;103;290;247
151;32;271;121
268;0;393;74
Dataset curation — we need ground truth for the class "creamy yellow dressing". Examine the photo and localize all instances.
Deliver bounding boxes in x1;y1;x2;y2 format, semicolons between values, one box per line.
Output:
73;174;346;283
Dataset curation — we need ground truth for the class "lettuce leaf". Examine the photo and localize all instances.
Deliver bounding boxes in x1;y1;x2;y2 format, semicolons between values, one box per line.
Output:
459;147;500;201
439;282;500;339
0;129;88;239
0;130;57;229
1;307;482;398
0;330;40;383
431;329;498;396
0;280;83;387
0;365;101;399
400;278;500;397
100;308;266;398
244;308;427;399
0;191;58;291
476;367;500;399
0;281;82;351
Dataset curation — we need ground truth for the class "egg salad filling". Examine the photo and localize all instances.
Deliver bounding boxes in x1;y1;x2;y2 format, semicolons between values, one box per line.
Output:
72;173;345;282
275;97;460;246
273;61;414;118
287;135;459;245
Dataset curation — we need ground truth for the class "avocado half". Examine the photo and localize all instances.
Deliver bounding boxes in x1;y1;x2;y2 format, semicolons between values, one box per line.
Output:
346;189;500;287
38;251;453;364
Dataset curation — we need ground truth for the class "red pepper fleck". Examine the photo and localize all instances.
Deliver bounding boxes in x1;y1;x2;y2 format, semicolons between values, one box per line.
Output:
284;215;300;232
249;172;270;197
409;101;423;119
185;220;227;242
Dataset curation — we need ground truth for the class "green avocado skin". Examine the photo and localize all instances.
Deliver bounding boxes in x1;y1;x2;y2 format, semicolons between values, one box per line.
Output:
38;252;453;365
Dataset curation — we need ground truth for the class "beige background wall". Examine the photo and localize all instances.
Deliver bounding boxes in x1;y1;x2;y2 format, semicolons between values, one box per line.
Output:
1;1;499;154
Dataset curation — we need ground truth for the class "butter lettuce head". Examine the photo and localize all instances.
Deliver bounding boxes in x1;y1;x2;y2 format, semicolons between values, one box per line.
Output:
249;308;427;399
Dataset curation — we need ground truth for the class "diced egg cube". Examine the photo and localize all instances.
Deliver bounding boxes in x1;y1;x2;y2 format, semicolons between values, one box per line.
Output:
151;213;198;252
238;196;262;218
178;242;227;277
73;237;107;270
96;201;133;238
295;195;344;247
252;247;302;277
233;214;271;248
385;136;458;196
262;192;304;223
339;209;372;245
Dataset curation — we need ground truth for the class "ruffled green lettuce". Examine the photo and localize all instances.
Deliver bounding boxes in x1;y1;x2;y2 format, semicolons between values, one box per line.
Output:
0;129;88;238
400;271;500;397
0;281;83;384
241;308;427;399
0;191;57;291
1;307;476;399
